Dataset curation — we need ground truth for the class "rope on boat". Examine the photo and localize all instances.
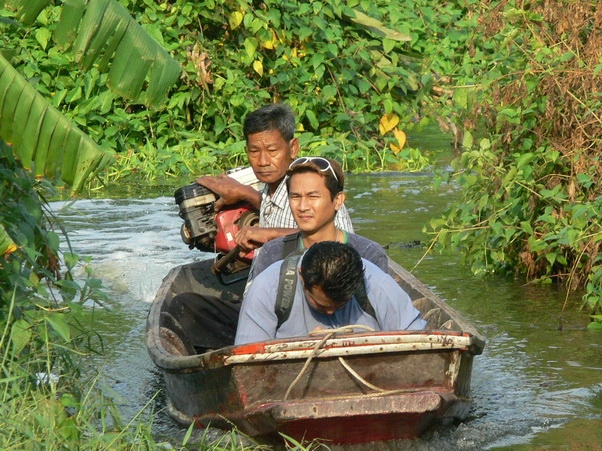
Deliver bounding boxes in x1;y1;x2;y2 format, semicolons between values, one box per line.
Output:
336;356;387;392
295;386;432;403
284;325;396;400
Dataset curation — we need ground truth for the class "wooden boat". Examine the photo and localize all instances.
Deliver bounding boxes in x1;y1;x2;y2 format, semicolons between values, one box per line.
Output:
146;258;485;444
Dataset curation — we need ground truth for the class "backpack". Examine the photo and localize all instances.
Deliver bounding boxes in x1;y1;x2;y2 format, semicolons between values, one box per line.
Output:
274;233;378;328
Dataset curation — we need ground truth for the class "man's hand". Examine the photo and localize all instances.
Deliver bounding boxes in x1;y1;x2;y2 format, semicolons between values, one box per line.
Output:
195;175;261;211
235;226;300;252
235;226;271;252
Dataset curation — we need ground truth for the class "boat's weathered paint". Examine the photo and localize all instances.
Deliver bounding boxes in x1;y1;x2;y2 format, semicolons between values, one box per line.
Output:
146;258;485;444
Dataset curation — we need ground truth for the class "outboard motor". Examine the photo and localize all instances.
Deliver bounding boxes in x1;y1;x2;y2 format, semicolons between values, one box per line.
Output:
174;167;263;279
175;182;220;252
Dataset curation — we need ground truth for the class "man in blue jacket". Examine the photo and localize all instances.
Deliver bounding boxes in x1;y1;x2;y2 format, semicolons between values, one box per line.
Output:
235;241;426;345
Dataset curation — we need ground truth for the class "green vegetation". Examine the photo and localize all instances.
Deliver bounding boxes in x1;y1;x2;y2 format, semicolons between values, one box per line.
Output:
1;0;182;194
428;0;602;328
1;0;470;185
2;0;601;448
0;141;155;448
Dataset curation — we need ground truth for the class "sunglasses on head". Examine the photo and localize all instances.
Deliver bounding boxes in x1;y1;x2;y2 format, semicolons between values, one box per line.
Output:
289;157;339;182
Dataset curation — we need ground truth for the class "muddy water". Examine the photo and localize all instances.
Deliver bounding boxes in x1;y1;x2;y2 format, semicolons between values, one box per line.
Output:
51;156;602;450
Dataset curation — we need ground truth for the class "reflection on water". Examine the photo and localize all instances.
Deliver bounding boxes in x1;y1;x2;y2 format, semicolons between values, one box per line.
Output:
51;171;602;450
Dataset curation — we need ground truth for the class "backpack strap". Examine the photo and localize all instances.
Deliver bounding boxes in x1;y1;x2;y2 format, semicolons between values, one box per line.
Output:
274;252;379;329
354;277;377;321
281;231;302;259
275;254;302;329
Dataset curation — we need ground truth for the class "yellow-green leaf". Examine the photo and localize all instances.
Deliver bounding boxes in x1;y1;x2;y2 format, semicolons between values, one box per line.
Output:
35;28;52;49
0;53;113;192
379;113;399;135
46;313;71;342
229;11;244;30
390;128;406;154
463;130;474;149
10;319;32;356
345;9;411;42
55;0;181;109
306;110;319;129
0;225;18;256
6;0;52;25
244;38;257;59
253;60;263;76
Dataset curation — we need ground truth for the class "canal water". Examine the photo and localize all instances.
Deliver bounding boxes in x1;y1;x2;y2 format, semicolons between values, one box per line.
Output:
51;153;602;450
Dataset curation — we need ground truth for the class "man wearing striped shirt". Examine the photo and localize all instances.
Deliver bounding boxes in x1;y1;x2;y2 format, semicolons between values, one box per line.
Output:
196;103;353;252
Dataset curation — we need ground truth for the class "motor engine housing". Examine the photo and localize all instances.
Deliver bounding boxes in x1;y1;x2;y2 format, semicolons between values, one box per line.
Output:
174;167;263;254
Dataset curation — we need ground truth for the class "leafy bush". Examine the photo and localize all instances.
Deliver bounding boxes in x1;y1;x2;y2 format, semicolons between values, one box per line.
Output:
429;0;602;326
2;0;483;183
0;141;157;447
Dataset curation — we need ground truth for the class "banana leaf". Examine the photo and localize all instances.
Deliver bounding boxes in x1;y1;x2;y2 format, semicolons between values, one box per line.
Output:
5;0;51;25
0;53;113;193
7;0;181;109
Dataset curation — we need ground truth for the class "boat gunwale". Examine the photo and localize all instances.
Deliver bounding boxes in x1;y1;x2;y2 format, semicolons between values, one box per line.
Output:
225;332;476;363
148;330;477;372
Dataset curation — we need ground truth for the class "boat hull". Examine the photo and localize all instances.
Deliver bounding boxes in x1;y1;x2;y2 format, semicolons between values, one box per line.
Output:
147;258;484;444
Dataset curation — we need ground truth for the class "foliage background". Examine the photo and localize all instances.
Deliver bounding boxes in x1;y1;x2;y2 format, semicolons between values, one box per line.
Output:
1;0;601;446
1;0;475;184
0;140;152;447
429;0;602;326
0;1;482;446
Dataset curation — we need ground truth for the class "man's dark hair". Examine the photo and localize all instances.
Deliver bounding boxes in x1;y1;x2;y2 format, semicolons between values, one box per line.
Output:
285;158;344;201
243;104;296;141
301;241;364;306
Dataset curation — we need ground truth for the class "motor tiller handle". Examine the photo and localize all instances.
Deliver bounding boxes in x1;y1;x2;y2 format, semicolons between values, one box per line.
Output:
211;245;242;275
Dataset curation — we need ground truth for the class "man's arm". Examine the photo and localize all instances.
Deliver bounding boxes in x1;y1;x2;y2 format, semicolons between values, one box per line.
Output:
196;174;262;211
197;175;297;251
235;226;298;251
235;263;282;345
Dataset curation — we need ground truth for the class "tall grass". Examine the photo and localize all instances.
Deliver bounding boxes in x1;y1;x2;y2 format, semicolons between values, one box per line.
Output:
0;296;154;449
0;310;325;450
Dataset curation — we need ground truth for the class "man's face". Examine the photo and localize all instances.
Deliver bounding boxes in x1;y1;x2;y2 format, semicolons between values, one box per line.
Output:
246;130;299;188
303;284;347;315
288;172;344;235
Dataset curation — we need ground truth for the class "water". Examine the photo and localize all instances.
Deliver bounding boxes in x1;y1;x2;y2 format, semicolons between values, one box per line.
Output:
51;169;602;450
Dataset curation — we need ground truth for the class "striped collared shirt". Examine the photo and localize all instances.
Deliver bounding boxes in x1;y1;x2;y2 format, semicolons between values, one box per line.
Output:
258;178;354;232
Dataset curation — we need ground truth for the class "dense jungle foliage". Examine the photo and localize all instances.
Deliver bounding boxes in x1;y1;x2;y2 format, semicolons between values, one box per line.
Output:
0;0;601;448
0;141;161;447
429;0;602;327
0;1;474;447
1;0;468;183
